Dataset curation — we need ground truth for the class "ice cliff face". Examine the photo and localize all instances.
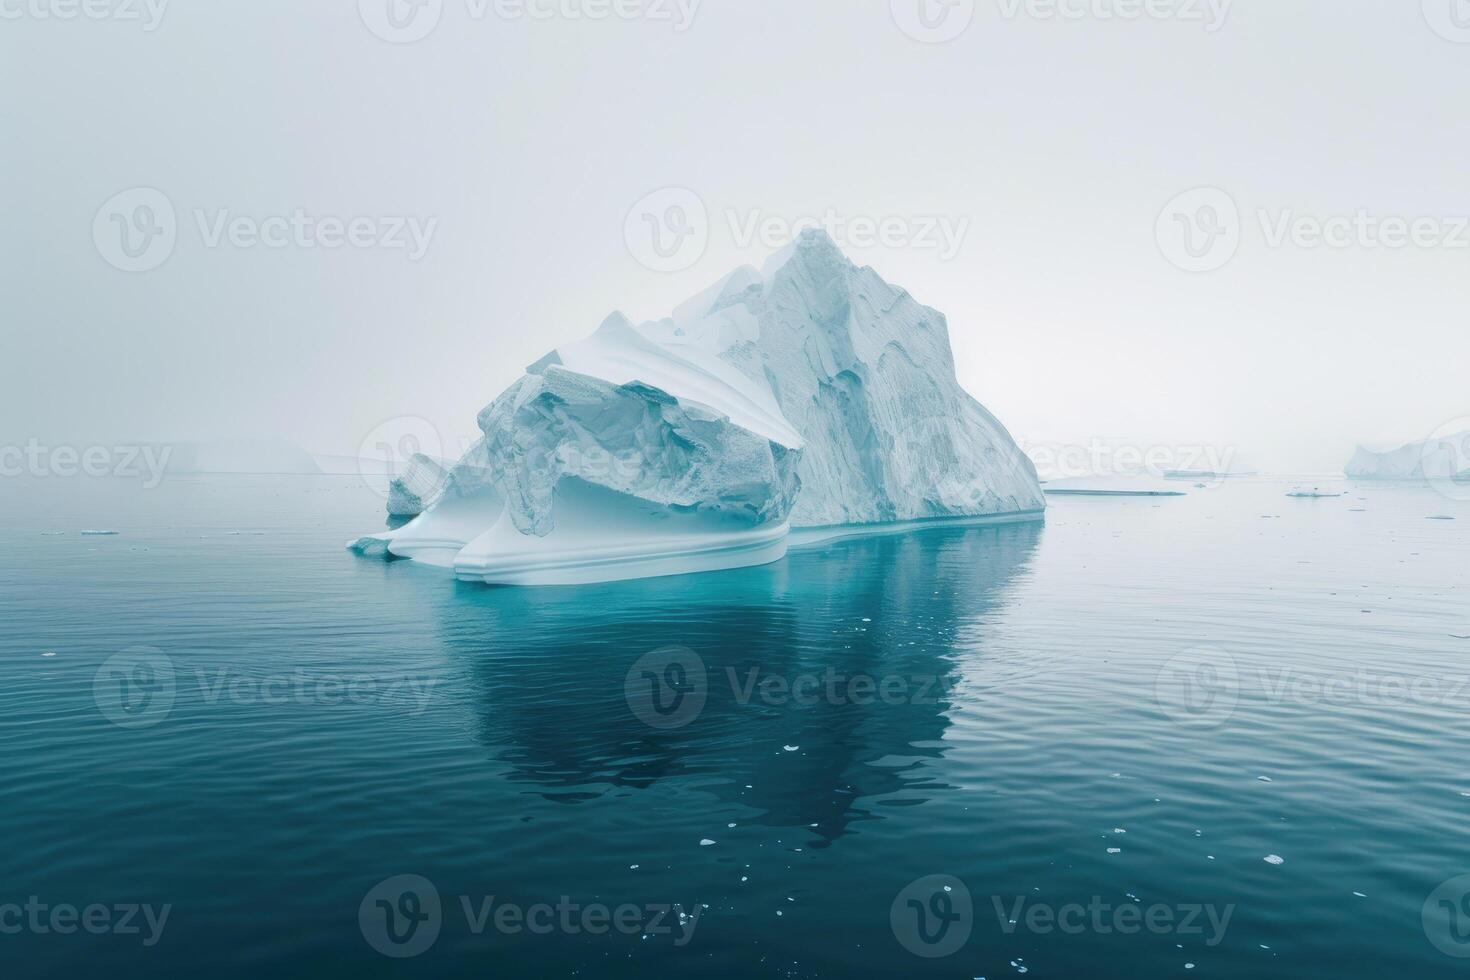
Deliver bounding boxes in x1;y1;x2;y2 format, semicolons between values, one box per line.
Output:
668;230;1043;525
1346;432;1470;481
453;365;802;536
387;454;450;518
353;230;1043;585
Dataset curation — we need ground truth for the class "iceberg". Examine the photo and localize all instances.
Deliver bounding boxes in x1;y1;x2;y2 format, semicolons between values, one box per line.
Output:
386;453;451;518
165;438;322;475
351;230;1044;585
1346;432;1470;481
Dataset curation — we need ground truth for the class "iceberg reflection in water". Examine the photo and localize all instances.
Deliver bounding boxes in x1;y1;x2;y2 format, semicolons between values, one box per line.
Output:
443;519;1044;834
5;474;1469;978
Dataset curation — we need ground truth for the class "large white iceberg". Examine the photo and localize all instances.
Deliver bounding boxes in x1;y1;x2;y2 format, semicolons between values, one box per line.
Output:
352;230;1043;585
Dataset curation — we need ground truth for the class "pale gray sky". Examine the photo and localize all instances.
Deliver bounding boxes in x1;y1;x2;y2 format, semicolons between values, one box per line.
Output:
3;0;1467;474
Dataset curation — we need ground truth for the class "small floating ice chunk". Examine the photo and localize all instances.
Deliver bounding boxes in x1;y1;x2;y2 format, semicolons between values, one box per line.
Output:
1106;847;1122;854
347;535;395;558
700;839;716;846
1263;854;1285;865
782;745;799;752
1112;828;1127;834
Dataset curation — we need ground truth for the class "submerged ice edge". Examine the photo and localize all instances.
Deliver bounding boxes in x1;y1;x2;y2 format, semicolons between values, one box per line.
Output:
350;510;1050;588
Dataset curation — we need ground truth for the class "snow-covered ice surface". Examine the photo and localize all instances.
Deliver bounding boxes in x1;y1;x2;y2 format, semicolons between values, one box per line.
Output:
352;231;1043;585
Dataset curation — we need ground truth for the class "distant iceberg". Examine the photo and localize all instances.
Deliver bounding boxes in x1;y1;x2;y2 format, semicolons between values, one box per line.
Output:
1346;431;1470;481
351;231;1043;585
166;438;322;475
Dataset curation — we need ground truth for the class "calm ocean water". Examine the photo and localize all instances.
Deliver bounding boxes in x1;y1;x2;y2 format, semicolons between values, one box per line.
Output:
2;473;1468;977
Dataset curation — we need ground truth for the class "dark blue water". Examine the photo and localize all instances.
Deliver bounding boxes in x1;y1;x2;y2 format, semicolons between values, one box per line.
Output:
3;474;1468;977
